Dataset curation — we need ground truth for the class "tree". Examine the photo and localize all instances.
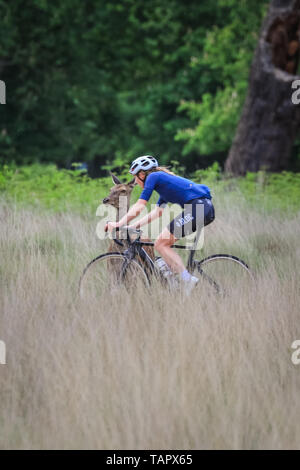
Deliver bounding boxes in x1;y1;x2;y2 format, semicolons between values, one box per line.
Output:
1;0;279;173
174;0;269;168
225;0;300;174
0;0;222;171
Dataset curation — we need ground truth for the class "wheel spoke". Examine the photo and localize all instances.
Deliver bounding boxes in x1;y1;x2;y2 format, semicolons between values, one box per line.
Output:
192;255;253;295
197;266;222;294
79;253;149;299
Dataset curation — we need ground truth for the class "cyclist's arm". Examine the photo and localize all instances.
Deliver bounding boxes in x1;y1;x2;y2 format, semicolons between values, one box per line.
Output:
134;204;164;229
117;199;147;226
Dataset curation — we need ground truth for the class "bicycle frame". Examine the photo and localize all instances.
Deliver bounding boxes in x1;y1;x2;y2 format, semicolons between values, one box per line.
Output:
79;226;253;297
111;225;203;276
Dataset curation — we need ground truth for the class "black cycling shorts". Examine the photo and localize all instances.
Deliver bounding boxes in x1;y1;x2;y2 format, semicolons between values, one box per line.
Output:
168;198;215;239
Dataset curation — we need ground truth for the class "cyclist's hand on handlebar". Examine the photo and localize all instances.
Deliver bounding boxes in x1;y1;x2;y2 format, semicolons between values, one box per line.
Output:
104;221;120;233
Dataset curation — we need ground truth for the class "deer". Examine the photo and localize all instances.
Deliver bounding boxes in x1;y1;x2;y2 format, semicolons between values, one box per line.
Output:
102;173;155;278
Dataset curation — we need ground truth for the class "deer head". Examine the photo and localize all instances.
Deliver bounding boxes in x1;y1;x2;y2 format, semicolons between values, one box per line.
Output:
104;172;155;264
103;173;136;217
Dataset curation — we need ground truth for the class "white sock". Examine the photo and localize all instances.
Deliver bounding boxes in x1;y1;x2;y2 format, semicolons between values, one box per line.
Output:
181;269;192;281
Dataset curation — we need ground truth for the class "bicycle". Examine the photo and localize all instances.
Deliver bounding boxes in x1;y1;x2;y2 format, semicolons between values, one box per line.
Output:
78;226;254;298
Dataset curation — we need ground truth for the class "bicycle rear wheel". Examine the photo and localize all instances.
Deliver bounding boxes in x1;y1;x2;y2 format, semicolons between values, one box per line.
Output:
78;252;150;299
192;254;254;295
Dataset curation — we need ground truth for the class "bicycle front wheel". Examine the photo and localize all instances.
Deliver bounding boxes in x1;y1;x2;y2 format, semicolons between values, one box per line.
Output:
78;252;150;299
192;254;254;295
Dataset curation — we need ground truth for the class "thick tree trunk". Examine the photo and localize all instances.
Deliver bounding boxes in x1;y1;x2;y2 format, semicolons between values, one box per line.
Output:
225;0;300;175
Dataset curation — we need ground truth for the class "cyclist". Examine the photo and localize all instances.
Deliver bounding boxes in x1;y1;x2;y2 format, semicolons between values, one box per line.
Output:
104;155;215;291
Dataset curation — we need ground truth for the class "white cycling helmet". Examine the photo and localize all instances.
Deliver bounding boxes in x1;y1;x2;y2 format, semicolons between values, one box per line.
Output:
129;155;158;175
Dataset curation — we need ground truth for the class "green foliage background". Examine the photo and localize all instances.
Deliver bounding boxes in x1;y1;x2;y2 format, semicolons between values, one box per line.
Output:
1;0;284;174
1;163;299;216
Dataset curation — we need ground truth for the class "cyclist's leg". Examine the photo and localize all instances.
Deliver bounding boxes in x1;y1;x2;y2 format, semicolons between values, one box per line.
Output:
154;201;198;274
154;199;215;275
154;228;186;274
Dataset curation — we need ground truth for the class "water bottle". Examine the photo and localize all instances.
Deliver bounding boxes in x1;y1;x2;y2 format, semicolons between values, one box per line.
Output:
154;256;174;279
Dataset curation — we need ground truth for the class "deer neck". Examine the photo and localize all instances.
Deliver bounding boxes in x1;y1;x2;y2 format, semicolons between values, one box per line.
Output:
115;198;130;223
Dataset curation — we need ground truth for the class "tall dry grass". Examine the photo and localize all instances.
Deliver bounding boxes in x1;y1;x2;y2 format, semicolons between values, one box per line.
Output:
0;194;300;449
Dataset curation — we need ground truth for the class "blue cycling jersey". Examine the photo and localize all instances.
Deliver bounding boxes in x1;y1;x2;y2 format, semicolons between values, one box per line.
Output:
139;171;212;208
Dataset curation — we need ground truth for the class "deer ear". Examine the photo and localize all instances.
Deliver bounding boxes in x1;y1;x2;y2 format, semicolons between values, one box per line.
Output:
128;177;136;188
110;172;122;185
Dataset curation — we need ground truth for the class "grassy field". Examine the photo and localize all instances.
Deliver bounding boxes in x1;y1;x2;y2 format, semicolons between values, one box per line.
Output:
0;166;300;449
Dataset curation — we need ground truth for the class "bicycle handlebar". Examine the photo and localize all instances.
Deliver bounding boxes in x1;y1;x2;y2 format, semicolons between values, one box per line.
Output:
104;223;142;244
122;227;142;237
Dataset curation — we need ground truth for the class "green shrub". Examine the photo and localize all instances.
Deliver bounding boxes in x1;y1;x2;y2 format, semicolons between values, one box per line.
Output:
1;162;299;215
